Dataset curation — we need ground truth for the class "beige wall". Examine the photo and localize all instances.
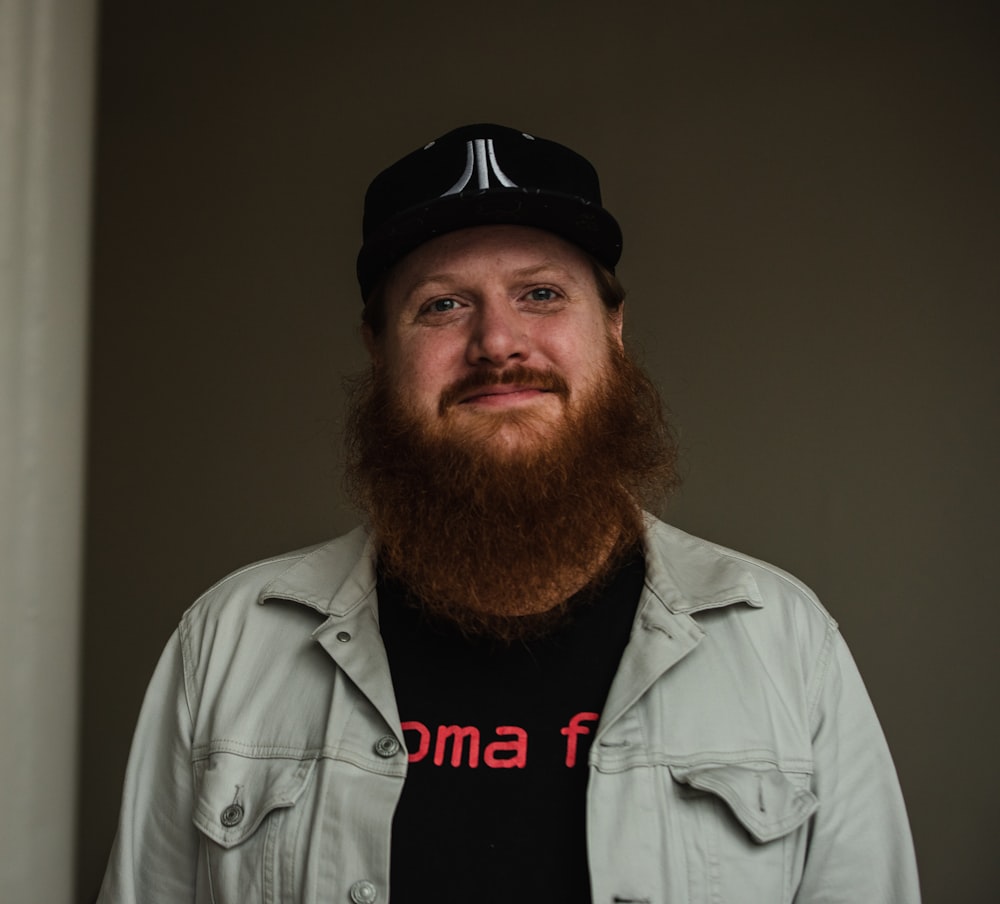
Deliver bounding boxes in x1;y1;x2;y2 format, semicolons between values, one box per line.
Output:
79;3;999;901
1;2;96;903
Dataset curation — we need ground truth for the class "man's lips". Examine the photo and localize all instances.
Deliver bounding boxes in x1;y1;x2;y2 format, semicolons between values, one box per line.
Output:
437;366;570;414
459;385;550;406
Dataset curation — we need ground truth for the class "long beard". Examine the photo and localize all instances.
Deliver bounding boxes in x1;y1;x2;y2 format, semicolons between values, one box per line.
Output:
345;341;679;642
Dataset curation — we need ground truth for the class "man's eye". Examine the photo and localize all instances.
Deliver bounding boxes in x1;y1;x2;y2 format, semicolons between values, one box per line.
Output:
425;297;459;313
526;287;558;302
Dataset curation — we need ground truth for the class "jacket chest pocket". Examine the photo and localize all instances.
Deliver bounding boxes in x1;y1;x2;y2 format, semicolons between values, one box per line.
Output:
192;752;317;904
669;763;817;904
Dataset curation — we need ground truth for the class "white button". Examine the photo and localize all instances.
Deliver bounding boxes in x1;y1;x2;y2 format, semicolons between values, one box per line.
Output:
349;879;377;904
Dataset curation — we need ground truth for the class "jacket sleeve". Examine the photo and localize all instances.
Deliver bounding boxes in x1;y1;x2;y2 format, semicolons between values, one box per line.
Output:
96;630;200;903
795;629;921;903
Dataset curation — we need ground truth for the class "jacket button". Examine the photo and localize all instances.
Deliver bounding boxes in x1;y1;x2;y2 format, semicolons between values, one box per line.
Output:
349;879;377;903
336;631;352;642
220;804;244;827
373;735;400;758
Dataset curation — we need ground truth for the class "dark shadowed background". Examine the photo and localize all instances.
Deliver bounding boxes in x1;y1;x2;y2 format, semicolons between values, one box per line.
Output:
78;2;999;901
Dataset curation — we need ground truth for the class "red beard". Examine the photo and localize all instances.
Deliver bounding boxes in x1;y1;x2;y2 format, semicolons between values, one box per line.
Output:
345;340;678;642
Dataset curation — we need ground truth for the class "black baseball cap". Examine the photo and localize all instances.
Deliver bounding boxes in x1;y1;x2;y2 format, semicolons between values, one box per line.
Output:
356;123;623;300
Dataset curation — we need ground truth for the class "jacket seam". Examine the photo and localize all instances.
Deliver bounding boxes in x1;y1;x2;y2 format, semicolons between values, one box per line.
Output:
179;618;197;740
592;753;815;773
806;620;838;731
190;742;408;776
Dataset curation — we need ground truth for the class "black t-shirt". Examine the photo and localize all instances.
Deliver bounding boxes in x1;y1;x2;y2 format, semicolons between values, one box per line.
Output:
377;550;644;904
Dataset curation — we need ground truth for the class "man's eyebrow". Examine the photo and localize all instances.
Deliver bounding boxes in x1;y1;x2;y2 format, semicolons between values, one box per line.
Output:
399;261;582;298
509;261;582;283
402;273;456;296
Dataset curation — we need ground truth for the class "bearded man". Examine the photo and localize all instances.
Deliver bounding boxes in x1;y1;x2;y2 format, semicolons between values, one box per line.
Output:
98;124;920;904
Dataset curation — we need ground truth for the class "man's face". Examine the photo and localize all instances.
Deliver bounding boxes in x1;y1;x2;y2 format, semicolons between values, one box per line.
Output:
349;225;677;638
368;225;624;453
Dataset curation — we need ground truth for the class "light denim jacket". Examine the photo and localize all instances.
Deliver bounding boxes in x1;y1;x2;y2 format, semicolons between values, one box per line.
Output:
98;517;921;903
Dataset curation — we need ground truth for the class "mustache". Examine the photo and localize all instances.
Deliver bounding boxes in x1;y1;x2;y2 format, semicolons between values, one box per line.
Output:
438;365;570;414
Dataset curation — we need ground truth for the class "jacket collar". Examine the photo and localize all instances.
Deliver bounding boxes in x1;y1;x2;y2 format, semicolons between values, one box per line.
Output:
591;516;764;737
258;526;377;616
640;515;764;615
258;528;397;737
256;518;764;741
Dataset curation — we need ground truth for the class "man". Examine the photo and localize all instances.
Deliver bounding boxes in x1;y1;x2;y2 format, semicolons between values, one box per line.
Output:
98;124;921;903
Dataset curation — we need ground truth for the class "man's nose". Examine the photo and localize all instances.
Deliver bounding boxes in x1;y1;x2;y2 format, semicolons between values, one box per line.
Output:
465;299;528;366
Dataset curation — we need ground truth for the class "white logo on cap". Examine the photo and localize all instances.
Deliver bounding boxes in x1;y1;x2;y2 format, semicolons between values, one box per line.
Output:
441;138;518;196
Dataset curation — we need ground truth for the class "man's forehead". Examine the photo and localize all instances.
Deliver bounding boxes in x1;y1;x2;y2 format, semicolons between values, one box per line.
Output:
388;225;593;291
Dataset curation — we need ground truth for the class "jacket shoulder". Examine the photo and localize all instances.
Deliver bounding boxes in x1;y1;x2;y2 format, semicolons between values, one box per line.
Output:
643;516;836;629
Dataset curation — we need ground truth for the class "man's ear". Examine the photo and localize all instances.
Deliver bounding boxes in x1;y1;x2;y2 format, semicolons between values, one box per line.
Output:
361;322;380;364
608;303;625;350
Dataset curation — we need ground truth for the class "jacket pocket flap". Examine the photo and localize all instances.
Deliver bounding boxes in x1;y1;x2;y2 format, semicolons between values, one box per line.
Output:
192;753;317;849
670;763;818;843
